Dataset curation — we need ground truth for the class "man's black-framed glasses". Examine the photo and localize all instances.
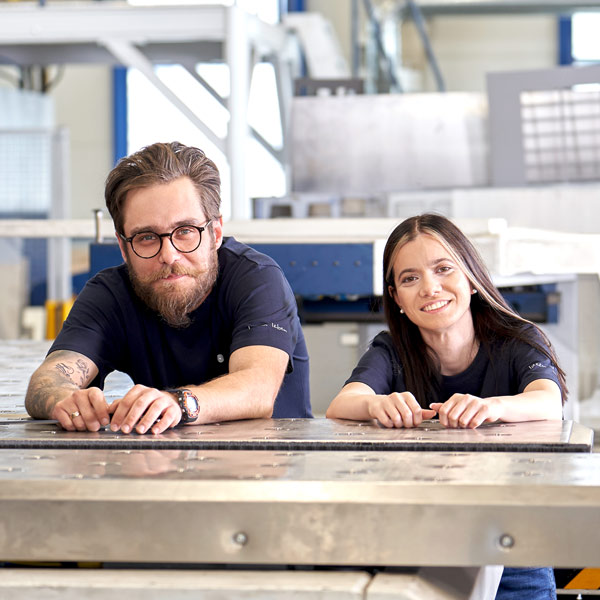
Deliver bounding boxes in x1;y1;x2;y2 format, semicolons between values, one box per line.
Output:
120;221;211;259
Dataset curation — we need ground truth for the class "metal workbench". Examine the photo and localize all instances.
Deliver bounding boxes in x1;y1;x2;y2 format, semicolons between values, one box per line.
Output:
0;340;598;599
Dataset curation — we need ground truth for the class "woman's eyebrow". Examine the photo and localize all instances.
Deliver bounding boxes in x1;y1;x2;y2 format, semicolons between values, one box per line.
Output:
397;258;451;279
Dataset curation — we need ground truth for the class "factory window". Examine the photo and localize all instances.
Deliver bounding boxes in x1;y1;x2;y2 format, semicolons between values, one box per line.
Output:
572;13;600;62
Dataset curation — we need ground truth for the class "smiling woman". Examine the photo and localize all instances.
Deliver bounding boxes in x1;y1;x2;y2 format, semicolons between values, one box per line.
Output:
326;213;566;429
325;213;568;599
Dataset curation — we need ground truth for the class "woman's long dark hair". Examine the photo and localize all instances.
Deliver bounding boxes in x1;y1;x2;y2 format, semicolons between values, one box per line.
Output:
382;214;567;406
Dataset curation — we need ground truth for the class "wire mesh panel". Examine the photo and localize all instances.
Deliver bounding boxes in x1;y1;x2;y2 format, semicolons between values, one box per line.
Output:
521;87;600;184
487;64;600;187
0;88;54;215
0;129;52;215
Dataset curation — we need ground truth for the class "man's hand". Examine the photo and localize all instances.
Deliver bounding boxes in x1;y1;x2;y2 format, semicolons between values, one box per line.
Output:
25;350;101;429
368;391;437;428
51;387;110;432
431;394;501;429
108;384;182;435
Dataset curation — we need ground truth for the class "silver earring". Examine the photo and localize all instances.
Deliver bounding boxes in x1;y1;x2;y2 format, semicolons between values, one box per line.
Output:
472;289;477;294
399;308;404;314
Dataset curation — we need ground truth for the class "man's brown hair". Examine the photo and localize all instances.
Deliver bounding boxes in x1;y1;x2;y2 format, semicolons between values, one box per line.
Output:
105;141;221;234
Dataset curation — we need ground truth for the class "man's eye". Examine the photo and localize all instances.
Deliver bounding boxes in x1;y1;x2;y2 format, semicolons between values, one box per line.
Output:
136;233;158;243
175;227;194;237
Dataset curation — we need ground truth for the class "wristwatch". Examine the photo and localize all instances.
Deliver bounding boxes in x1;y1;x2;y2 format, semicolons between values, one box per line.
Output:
165;388;200;423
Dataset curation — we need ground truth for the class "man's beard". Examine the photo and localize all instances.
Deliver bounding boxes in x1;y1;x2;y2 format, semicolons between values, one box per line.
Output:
127;247;219;329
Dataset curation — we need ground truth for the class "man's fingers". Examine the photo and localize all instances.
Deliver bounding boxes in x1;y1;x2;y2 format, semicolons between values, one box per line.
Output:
112;387;180;435
88;388;110;427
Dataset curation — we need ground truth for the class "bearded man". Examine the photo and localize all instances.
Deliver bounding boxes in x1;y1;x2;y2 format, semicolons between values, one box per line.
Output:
26;142;311;433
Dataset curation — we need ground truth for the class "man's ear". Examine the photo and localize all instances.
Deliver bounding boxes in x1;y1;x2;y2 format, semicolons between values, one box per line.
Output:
116;232;128;263
211;216;224;250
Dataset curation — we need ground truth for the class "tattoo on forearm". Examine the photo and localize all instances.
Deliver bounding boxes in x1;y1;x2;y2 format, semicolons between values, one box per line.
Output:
26;352;93;419
76;359;90;384
54;359;90;387
55;362;75;381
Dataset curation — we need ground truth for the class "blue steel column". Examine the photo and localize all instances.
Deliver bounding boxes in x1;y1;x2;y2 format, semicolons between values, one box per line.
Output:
112;66;128;164
558;16;573;66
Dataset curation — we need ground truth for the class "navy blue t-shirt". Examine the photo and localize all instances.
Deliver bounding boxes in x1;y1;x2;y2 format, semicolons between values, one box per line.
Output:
346;330;560;406
50;237;312;418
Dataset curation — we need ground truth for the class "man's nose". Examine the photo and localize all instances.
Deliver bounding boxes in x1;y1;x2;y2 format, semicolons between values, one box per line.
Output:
157;237;180;264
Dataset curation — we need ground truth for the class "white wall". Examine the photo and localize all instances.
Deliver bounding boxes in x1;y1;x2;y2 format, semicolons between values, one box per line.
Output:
402;14;557;92
50;65;113;221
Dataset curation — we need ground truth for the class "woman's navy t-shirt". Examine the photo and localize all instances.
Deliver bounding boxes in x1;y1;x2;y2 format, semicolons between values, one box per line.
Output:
50;237;312;418
346;330;560;405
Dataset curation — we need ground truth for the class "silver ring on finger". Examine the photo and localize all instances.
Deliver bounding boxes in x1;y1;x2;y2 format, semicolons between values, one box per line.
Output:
70;410;81;419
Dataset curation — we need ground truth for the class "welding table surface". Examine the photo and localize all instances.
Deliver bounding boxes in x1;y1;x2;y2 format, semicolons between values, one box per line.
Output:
0;340;593;452
0;417;593;453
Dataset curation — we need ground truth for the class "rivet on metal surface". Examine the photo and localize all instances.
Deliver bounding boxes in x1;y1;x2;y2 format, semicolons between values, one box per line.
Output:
498;534;515;549
232;532;248;546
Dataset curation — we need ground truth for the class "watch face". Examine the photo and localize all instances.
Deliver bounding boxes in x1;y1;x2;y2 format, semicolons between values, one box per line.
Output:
184;394;199;414
181;390;200;420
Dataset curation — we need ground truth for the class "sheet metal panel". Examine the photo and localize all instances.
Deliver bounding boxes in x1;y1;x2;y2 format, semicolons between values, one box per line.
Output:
0;448;599;567
0;418;592;453
291;93;488;194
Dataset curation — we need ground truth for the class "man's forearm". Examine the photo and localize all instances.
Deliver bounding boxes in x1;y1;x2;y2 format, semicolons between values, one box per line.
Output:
25;350;96;419
188;369;278;424
25;370;79;419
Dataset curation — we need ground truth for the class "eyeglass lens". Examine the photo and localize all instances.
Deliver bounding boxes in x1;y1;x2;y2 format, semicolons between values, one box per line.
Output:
132;225;202;258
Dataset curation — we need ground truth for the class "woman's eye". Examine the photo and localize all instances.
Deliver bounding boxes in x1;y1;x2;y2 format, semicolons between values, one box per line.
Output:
401;276;416;284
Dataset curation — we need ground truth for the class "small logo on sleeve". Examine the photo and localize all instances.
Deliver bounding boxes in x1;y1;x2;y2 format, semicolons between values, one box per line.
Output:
528;362;545;370
271;323;287;333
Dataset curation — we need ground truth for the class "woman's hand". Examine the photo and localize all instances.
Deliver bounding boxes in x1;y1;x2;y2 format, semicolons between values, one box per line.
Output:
368;392;437;428
431;394;501;429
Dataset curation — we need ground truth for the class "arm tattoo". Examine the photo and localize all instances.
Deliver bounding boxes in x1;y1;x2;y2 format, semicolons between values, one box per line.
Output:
25;352;94;419
54;359;90;387
55;362;75;382
76;359;90;385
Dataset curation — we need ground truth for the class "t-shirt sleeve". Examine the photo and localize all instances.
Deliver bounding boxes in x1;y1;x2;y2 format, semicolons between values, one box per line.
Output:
226;261;300;369
48;273;125;385
344;333;399;395
512;334;561;394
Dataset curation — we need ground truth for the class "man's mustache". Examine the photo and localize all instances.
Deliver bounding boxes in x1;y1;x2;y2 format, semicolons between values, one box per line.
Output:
137;263;201;284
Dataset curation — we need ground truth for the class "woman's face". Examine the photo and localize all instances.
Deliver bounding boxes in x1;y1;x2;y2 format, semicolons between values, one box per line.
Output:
389;234;474;338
